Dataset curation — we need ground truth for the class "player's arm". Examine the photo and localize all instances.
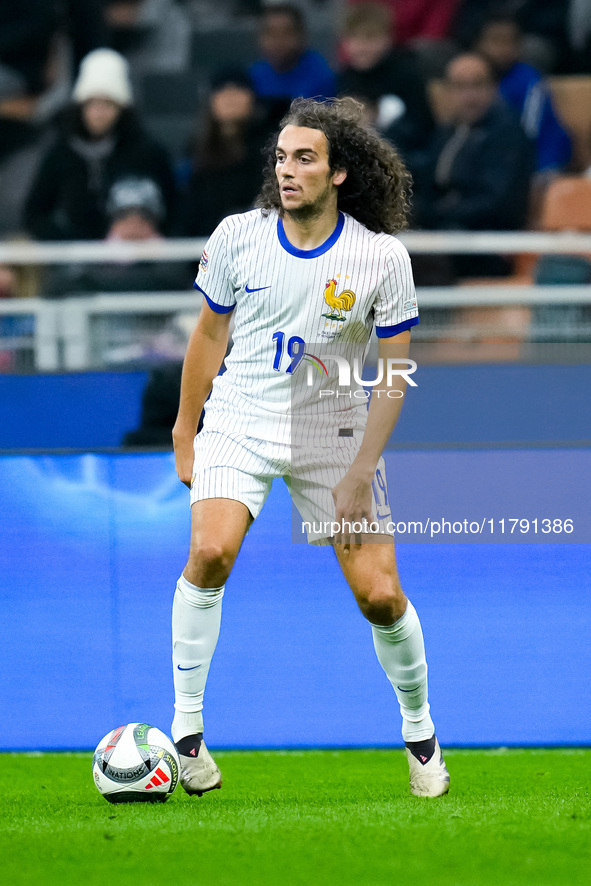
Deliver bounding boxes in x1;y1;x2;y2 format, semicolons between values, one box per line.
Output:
353;330;412;474
172;301;232;487
332;330;411;534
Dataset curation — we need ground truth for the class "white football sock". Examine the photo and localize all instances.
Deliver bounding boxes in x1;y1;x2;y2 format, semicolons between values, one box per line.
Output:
171;574;224;742
370;600;435;742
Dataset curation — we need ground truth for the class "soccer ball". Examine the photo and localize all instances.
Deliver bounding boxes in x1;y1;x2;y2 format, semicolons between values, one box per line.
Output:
92;723;179;803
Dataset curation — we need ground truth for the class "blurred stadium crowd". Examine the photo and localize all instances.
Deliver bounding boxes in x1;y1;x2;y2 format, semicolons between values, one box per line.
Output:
2;0;591;300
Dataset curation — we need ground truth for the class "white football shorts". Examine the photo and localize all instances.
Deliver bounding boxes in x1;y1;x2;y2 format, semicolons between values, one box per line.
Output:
190;429;393;544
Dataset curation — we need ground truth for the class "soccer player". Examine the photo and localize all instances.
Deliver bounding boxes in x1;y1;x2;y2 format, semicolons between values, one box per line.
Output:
170;97;450;798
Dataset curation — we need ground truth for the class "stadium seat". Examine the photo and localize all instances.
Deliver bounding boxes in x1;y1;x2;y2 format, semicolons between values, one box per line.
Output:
529;175;591;340
143;114;197;162
139;71;202;116
548;76;591;172
191;27;260;74
538;174;591;231
459;176;591;290
190;24;338;80
137;71;202;161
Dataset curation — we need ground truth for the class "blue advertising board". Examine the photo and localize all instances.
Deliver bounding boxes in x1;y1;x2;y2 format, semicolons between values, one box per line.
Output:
1;449;589;750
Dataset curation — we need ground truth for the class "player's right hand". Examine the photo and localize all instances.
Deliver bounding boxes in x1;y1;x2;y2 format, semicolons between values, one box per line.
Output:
172;430;194;488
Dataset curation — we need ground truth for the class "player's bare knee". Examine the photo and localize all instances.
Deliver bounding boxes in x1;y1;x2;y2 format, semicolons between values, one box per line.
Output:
357;584;406;625
186;539;235;587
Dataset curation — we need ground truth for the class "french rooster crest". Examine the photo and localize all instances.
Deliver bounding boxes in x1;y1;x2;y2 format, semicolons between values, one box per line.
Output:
322;278;356;321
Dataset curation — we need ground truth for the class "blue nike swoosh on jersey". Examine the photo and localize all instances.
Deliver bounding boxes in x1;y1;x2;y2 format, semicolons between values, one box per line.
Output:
245;284;271;292
177;665;201;671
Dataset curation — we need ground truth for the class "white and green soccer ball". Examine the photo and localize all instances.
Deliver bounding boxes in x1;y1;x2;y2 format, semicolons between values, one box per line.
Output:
92;723;179;803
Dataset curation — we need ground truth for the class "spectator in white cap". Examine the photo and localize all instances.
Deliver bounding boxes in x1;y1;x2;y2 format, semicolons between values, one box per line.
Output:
24;48;176;241
72;48;133;107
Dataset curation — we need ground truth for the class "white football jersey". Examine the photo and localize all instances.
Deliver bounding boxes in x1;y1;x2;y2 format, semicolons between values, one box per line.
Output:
194;209;419;444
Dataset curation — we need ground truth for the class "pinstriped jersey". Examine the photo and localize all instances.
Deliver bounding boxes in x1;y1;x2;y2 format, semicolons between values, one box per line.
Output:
194;208;419;444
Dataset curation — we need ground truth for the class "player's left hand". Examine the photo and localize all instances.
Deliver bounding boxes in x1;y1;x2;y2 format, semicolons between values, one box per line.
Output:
332;468;374;548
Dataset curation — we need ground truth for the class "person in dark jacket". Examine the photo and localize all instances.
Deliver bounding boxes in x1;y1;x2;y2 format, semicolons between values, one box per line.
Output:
45;175;191;296
475;15;571;174
337;2;434;171
413;52;535;277
24;48;175;241
176;69;273;238
452;0;568;71
121;361;184;447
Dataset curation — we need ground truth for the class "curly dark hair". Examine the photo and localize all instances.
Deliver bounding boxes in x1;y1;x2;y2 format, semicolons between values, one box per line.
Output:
256;97;412;234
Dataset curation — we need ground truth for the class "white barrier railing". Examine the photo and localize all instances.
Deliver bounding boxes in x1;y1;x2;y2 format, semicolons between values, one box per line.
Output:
0;298;60;371
1;285;590;371
58;292;200;370
1;230;591;264
416;285;591;306
1;231;590;371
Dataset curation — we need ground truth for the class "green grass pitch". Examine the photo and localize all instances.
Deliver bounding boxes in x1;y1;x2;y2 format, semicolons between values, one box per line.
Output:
1;748;590;886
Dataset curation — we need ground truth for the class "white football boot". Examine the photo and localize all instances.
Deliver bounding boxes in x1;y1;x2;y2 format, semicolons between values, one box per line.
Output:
405;736;450;797
175;734;222;796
